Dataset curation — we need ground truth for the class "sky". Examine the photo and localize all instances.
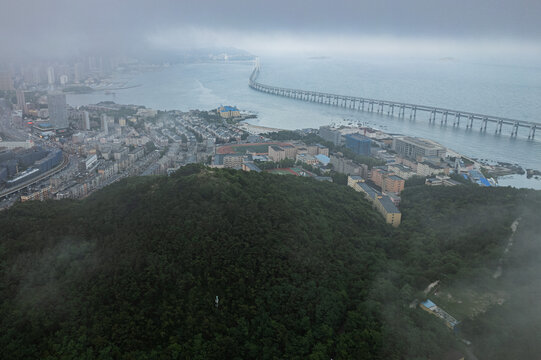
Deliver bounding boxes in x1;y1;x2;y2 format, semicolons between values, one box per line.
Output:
1;0;540;61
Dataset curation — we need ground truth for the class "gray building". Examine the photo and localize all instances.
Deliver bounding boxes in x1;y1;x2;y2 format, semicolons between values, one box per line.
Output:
47;92;68;129
83;111;90;130
319;126;342;145
100;114;109;135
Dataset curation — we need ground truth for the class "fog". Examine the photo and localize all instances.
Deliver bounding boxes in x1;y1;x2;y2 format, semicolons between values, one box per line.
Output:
1;0;540;61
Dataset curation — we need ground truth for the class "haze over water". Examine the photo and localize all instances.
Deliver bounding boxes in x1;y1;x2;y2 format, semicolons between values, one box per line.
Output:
67;56;541;189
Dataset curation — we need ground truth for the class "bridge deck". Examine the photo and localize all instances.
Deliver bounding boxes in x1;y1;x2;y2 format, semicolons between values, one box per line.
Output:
248;66;539;137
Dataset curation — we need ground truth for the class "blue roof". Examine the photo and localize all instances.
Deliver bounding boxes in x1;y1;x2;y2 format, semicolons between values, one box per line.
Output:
221;106;239;112
315;154;330;164
478;177;491;187
244;162;261;172
422;299;436;309
345;133;371;142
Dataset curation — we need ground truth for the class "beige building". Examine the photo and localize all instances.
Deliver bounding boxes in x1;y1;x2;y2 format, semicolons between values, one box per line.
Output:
416;161;448;177
218;105;240;118
388;163;416;180
223;154;244;168
393;136;446;161
306;144;329;156
268;144;296;162
348;175;401;227
374;196;402;227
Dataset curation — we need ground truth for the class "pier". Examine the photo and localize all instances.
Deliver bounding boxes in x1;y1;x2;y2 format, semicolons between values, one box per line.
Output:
248;60;539;139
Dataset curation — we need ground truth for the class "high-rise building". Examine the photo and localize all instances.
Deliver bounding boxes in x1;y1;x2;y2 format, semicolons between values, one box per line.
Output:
47;92;68;129
83;111;90;130
100;114;109;135
0;70;14;91
74;62;85;83
16;90;27;114
47;66;55;85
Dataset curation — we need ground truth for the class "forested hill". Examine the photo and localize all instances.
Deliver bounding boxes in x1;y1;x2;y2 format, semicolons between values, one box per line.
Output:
1;165;540;359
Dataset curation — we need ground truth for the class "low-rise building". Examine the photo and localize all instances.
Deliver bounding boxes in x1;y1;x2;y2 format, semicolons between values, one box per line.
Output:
218;105;240;118
383;174;405;194
417;161;448;177
374;195;402;227
268;145;286;162
296;153;318;165
268;145;296;162
330;154;368;177
348;175;401;227
242;162;262;172
223;154;244;168
388;163;417;180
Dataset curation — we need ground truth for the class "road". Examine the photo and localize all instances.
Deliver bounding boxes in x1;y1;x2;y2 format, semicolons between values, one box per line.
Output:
0;153;70;199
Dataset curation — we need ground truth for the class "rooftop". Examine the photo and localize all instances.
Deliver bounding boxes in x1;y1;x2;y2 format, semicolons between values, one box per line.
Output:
345;133;371;142
358;182;379;200
421;299;437;309
378;195;400;214
398;136;445;150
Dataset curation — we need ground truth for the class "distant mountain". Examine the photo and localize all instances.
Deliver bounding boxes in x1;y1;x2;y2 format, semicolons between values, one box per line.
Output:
140;47;256;64
1;165;539;359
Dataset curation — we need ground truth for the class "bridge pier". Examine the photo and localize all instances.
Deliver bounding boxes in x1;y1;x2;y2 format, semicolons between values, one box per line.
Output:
495;120;503;134
511;122;519;137
454;113;461;127
467;115;474;129
528;125;536;140
410;107;417;119
481;118;488;132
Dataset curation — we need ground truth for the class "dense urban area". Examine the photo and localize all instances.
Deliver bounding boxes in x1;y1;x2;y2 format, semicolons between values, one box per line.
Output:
0;57;511;220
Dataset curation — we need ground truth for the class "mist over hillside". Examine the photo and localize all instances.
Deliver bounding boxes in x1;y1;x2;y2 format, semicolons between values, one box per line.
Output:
1;165;540;359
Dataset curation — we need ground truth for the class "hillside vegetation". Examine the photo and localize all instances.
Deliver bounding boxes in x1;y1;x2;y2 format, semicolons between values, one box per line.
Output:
1;165;539;359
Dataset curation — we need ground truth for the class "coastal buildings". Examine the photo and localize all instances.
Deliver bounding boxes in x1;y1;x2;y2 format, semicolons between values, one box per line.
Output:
319;126;342;145
393;136;446;161
218;105;240;118
345;133;371;155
